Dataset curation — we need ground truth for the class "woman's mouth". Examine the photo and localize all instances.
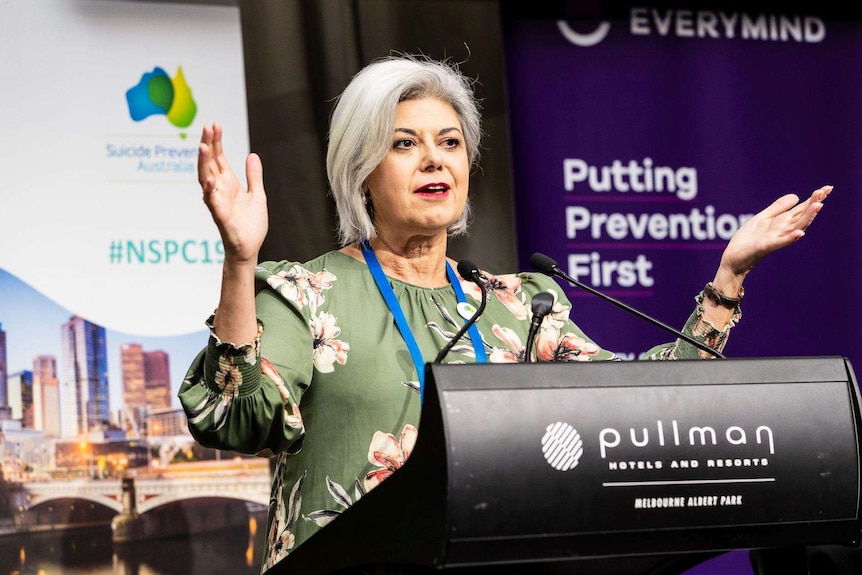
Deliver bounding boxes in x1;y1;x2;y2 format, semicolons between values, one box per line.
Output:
415;183;451;195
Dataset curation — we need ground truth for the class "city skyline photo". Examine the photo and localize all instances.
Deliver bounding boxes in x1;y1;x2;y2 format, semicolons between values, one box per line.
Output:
0;267;207;421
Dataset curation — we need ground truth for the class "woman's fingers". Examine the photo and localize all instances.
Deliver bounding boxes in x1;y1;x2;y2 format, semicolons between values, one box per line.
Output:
759;193;800;221
246;153;264;195
788;185;832;230
198;124;221;189
211;121;228;173
198;122;236;188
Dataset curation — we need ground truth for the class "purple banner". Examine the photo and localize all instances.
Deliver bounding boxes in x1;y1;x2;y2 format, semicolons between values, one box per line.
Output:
504;7;860;365
503;5;862;572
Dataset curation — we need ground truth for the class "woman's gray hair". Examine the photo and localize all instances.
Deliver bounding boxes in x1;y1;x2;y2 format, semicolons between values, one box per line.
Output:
326;54;482;246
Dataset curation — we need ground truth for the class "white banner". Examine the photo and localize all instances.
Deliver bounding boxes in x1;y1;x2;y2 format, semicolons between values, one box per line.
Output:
0;0;249;337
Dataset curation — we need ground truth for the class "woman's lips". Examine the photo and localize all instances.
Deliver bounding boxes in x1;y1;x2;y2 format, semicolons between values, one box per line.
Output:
415;183;451;195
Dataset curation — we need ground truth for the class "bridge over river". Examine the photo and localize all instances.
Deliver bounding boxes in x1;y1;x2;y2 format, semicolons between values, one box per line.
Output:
2;459;271;542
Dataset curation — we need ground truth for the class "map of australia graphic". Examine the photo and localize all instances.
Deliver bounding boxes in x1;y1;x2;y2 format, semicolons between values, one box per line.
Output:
126;66;197;128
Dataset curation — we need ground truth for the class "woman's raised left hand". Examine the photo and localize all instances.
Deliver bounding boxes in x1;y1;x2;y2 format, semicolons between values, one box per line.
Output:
718;185;833;280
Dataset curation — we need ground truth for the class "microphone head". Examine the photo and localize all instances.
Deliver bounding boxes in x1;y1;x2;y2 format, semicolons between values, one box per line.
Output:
531;291;555;316
529;252;559;276
457;259;481;283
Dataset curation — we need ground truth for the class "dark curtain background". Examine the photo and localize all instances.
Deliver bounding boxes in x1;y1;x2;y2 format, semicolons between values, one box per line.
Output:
238;0;518;272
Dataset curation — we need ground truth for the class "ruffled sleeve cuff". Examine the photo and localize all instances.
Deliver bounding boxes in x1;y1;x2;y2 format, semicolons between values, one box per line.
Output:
673;291;742;359
647;291;742;360
202;313;266;398
684;291;741;359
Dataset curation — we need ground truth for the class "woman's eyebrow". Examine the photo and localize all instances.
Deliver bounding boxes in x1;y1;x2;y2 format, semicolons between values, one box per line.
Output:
393;126;463;136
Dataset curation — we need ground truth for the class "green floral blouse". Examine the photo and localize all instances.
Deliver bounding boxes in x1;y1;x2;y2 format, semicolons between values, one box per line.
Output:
177;250;739;573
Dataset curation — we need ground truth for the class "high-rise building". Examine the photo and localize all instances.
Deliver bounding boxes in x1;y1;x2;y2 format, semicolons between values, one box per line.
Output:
121;345;172;433
120;343;147;430
7;370;33;421
22;375;35;429
61;316;109;437
144;350;171;410
33;355;60;437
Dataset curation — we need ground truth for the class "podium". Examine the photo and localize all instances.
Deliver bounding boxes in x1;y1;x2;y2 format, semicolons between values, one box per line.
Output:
272;357;862;574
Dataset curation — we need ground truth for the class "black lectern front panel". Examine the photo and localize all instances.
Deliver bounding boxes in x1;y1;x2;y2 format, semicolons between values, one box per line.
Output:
429;357;862;560
443;380;856;535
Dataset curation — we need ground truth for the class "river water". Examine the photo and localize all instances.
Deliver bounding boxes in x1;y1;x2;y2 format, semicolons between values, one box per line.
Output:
0;521;264;575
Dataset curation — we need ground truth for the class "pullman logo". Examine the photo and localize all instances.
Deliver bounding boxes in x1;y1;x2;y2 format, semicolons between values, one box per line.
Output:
542;422;584;471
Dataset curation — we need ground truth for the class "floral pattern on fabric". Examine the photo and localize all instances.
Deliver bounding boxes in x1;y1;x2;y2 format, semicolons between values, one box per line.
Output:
469;287;602;363
261;357;304;431
309;311;350;373
488;325;526;363
535;290;601;361
302;425;417;536
537;329;601;361
186;354;241;431
364;424;418;491
264;264;335;313
303;476;367;528
461;273;529;320
262;455;304;573
265;266;351;373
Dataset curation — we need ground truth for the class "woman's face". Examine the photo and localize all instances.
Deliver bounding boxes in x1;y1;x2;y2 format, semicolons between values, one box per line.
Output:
365;97;470;242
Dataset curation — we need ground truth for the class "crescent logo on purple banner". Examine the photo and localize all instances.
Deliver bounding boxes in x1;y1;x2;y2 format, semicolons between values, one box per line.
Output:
556;20;612;47
541;421;584;471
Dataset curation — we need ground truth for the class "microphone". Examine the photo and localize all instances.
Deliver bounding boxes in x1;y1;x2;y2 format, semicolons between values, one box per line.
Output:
434;260;488;364
529;252;725;360
524;291;554;363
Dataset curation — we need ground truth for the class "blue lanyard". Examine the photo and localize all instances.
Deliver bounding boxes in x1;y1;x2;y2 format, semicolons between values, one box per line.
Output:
360;241;487;402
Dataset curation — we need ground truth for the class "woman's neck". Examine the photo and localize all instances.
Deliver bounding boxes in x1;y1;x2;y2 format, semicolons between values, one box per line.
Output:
344;233;451;287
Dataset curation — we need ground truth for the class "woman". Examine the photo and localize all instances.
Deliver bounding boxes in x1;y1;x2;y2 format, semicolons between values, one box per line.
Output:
179;55;831;573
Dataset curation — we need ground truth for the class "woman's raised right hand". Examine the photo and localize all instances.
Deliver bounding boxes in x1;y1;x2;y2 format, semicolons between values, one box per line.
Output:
198;122;269;264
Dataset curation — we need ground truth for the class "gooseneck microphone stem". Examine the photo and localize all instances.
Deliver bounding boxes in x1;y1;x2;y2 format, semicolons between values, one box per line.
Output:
434;260;488;364
529;253;725;360
524;291;555;363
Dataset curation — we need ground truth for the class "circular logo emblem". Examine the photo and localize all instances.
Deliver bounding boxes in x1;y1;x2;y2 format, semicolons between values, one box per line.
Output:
541;422;584;471
457;301;477;320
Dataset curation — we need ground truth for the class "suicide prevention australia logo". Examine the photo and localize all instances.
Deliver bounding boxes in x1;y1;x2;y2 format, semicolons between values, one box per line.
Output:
107;65;200;181
125;66;197;128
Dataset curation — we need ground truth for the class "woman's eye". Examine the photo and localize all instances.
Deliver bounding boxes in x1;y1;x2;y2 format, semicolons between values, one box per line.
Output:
442;137;461;148
394;139;414;150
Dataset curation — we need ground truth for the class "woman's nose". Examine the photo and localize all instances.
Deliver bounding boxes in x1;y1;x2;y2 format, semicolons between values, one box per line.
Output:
422;146;443;171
